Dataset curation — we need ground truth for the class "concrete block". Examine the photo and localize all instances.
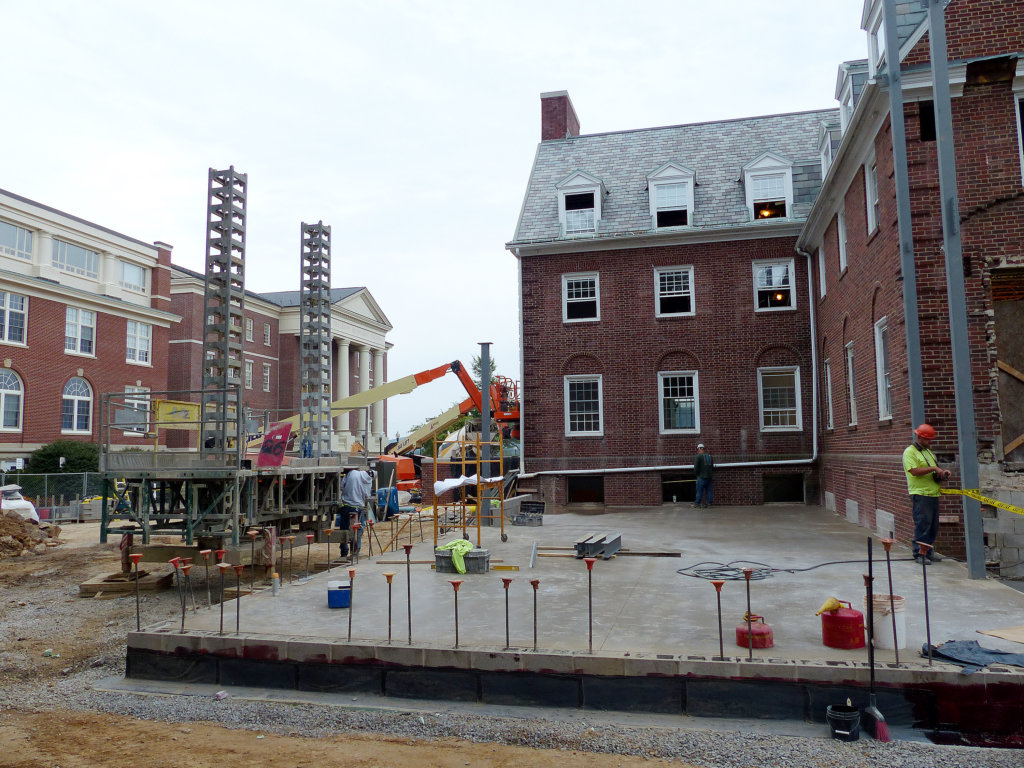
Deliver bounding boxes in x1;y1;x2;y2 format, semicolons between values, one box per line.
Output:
736;658;801;682
422;647;472;670
374;644;425;668
469;650;525;673
333;643;379;665
522;650;577;674
199;634;243;658
824;491;836;512
845;499;859;524
875;508;895;538
286;638;331;664
682;657;742;679
983;516;1012;534
241;636;288;662
622;652;679;677
127;631;165;653
1001;534;1024;548
166;632;204;656
571;653;626;677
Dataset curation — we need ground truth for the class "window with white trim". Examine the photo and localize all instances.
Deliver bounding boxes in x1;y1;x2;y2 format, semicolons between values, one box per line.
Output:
245;317;254;342
839;80;854;134
263;322;271;346
845;342;858;426
823;359;834;431
245;360;254;390
0;220;32;260
819;128;833;177
262;363;271;392
874;317;892;420
744;153;794;221
753;259;795;311
65;307;95;355
0;291;27;344
119;261;147;293
52;239;99;278
865;161;879;232
837;210;848;272
562;273;599;322
867;3;886;77
647;163;696;229
556;171;604;236
126;321;151;364
659;371;699;433
654;266;694;316
758;367;801;431
121;386;150;435
817;248;826;298
61;376;92;432
0;368;23;430
564;374;602;436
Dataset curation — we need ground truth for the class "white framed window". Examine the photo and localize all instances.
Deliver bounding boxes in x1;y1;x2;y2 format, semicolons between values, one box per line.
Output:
865;160;879;233
121;386;150;435
845;342;858;426
817;248;826;298
866;2;886;77
837;210;848;272
0;368;23;430
263;322;271;346
262;363;271;392
647;163;696;228
556;171;604;236
65;307;95;355
654;266;694;317
0;220;32;260
126;321;151;364
245;360;254;390
753;259;796;311
245;317;254;342
1015;95;1024;186
0;291;27;345
659;371;699;433
823;359;834;431
562;273;600;322
819;125;835;177
61;376;92;433
564;374;603;436
119;261;147;293
839;80;855;134
874;317;892;420
52;239;99;278
743;153;794;220
758;366;802;431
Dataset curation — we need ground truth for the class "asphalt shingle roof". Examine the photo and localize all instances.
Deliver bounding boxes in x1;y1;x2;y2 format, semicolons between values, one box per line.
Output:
511;108;839;244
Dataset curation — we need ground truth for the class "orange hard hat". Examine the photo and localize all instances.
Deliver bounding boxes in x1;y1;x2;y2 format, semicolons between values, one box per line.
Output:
914;423;937;440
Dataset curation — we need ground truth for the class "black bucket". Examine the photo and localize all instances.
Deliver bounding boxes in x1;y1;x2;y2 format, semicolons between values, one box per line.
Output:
826;704;861;741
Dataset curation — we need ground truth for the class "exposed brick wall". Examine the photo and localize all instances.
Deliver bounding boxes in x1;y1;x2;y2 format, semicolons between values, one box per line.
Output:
521;236;815;506
904;0;1024;68
541;92;580;141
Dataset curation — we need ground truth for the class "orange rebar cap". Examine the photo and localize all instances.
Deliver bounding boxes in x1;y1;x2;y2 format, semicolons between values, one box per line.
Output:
914;423;937;439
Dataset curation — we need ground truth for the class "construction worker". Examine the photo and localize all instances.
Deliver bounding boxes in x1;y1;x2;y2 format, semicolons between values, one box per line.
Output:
903;423;952;564
692;443;714;508
339;466;372;554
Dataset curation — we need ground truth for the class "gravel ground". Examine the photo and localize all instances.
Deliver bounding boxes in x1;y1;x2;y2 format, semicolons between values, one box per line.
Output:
2;526;1022;767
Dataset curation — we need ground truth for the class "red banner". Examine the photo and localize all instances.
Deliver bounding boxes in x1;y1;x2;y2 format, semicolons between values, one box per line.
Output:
256;422;292;467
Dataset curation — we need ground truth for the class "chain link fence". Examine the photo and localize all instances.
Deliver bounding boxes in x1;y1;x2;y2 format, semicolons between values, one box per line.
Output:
1;472;106;523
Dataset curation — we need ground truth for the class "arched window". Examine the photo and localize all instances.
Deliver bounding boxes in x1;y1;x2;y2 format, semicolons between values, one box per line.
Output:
62;377;92;432
0;369;22;430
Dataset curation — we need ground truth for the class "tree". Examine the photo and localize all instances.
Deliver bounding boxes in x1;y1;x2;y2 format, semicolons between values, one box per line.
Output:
471;354;497;382
24;440;99;474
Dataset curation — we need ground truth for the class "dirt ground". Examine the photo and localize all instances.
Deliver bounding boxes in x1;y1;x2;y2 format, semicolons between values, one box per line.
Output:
0;523;678;768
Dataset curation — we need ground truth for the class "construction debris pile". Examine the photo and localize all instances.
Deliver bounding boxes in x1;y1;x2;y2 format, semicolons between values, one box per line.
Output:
0;510;61;559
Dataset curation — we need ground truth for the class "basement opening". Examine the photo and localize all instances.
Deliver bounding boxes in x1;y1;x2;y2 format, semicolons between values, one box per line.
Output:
762;473;804;503
662;473;696;503
566;475;604;504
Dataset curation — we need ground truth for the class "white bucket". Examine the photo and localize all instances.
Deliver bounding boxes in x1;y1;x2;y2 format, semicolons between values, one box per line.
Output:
864;593;906;650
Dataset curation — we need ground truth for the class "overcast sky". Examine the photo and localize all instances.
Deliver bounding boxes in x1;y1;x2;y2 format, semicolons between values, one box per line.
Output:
1;1;869;437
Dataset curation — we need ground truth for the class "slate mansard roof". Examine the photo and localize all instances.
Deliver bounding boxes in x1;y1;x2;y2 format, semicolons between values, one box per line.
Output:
510;108;840;246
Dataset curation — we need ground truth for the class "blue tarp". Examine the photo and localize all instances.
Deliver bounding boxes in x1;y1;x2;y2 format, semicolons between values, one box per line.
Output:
923;639;1024;674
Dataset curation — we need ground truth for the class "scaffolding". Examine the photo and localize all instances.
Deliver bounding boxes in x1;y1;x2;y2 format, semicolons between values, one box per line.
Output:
430;433;506;548
299;220;333;457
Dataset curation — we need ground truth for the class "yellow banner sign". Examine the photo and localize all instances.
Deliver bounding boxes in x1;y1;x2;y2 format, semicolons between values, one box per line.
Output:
154;399;200;430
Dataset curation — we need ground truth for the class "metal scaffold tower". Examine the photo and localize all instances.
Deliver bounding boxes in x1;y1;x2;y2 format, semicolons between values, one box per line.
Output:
299;220;333;457
201;166;247;459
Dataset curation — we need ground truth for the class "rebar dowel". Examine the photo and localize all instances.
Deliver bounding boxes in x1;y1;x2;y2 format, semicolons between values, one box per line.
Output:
384;572;395;643
882;536;900;666
289;537;295;583
530;578;540;651
234;565;244;635
183;564;197;614
584;557;596;653
130;553;143;631
743;567;754;660
449;579;463;648
918;541;934;665
201;550;212;608
404;544;414;645
305;534;313;577
347;567;356;643
502;578;513;649
248;531;257;595
218;564;228;635
711;580;725;660
326;528;334;573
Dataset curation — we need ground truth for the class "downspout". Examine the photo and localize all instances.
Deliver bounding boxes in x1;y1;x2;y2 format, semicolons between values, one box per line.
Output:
520;250;819;480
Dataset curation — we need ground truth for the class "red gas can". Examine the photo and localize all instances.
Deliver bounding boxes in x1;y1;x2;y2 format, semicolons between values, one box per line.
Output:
736;614;774;649
821;600;865;649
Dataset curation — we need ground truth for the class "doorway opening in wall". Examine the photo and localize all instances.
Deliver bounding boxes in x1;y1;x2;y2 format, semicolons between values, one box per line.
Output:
566;475;604;504
662;473;696;503
763;473;805;503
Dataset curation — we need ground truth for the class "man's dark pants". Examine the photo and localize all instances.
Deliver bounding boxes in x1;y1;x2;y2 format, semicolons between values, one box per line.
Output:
911;494;940;557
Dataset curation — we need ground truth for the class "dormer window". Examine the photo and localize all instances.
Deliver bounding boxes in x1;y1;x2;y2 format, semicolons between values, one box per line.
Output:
743;153;793;221
865;1;886;77
647;163;695;229
556;171;605;237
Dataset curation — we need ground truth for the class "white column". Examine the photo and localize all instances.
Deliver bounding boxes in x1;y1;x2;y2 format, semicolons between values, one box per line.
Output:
99;251;116;292
357;344;370;441
372;347;384;445
335;339;350;435
32;231;52;277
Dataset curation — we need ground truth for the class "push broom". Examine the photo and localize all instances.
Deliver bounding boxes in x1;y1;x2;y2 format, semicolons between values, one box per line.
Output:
862;537;891;741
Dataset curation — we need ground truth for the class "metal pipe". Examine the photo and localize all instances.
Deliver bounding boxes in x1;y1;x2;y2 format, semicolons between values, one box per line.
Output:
502;577;513;649
711;580;725;660
404;543;413;645
530;578;539;651
743;567;754;660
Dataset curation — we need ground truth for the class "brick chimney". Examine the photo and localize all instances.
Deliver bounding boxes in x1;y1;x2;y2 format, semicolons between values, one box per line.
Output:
540;90;580;141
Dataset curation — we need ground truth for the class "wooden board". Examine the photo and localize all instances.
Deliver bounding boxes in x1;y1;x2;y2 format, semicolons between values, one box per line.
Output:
78;570;174;596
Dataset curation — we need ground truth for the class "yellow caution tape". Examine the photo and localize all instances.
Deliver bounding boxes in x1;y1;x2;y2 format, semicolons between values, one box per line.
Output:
939;488;1024;516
